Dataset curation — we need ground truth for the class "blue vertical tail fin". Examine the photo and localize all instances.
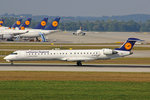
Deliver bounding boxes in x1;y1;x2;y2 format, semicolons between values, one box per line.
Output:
8;25;12;29
0;19;4;27
34;17;48;29
115;38;143;51
11;18;22;29
19;18;32;30
44;17;60;30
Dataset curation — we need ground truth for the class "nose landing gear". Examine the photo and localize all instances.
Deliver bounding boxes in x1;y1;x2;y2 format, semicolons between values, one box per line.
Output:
77;61;82;66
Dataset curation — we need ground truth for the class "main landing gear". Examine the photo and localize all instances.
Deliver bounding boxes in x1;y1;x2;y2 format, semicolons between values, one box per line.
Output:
10;61;13;66
36;37;40;42
77;61;82;66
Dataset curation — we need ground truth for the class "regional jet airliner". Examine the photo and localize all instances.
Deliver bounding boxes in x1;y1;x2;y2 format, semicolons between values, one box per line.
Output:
4;38;142;66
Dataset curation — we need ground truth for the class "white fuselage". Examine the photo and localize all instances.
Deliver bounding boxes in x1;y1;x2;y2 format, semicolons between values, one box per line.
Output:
73;29;86;36
0;29;28;39
0;29;28;35
17;29;58;38
0;27;9;30
4;49;131;62
0;28;58;39
77;29;82;34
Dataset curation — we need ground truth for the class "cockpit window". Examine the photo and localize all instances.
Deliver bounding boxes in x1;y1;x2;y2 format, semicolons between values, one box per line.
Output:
10;53;18;55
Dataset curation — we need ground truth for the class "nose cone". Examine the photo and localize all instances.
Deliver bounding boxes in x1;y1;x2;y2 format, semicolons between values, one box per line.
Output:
4;55;11;62
4;56;8;60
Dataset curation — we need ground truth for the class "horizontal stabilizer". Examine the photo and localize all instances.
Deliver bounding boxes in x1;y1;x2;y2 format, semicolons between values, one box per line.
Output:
127;38;143;41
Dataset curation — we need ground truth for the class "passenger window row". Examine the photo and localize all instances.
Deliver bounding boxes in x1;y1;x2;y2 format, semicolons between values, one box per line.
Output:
27;52;98;55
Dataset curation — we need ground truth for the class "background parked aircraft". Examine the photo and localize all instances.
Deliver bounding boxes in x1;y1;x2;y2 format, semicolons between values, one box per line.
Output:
0;18;31;40
17;17;60;42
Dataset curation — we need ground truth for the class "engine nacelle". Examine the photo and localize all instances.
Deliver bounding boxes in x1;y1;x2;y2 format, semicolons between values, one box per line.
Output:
73;33;76;35
102;49;118;55
81;33;86;36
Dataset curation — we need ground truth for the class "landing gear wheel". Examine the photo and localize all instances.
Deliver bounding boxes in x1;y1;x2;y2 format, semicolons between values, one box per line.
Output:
77;61;82;66
36;37;40;42
10;61;13;66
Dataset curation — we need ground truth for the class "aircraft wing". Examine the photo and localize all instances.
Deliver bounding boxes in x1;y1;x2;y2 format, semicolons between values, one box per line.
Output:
61;57;95;61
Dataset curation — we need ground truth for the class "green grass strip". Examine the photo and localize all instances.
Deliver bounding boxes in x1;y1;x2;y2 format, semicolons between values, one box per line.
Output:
0;81;149;100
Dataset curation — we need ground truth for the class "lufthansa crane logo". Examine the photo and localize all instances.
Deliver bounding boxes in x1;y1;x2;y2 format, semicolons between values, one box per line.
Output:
41;21;46;26
16;21;21;25
0;21;3;24
124;42;132;50
25;21;30;25
52;21;58;27
21;26;25;30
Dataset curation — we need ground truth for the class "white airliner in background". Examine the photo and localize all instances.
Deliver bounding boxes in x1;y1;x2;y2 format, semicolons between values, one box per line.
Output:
17;17;61;42
0;30;28;39
0;18;31;40
4;38;142;66
73;27;86;36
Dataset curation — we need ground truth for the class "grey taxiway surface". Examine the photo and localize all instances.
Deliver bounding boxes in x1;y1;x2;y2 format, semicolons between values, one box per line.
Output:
47;31;150;43
0;63;150;72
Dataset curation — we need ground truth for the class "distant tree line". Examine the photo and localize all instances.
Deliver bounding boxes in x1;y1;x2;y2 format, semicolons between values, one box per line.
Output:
2;17;150;32
59;20;150;32
2;13;150;22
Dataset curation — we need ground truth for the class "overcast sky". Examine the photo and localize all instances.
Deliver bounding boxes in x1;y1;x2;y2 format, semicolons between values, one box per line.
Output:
1;0;150;16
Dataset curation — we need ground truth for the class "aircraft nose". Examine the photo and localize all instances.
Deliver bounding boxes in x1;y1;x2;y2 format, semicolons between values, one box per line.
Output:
4;56;8;60
4;55;11;62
